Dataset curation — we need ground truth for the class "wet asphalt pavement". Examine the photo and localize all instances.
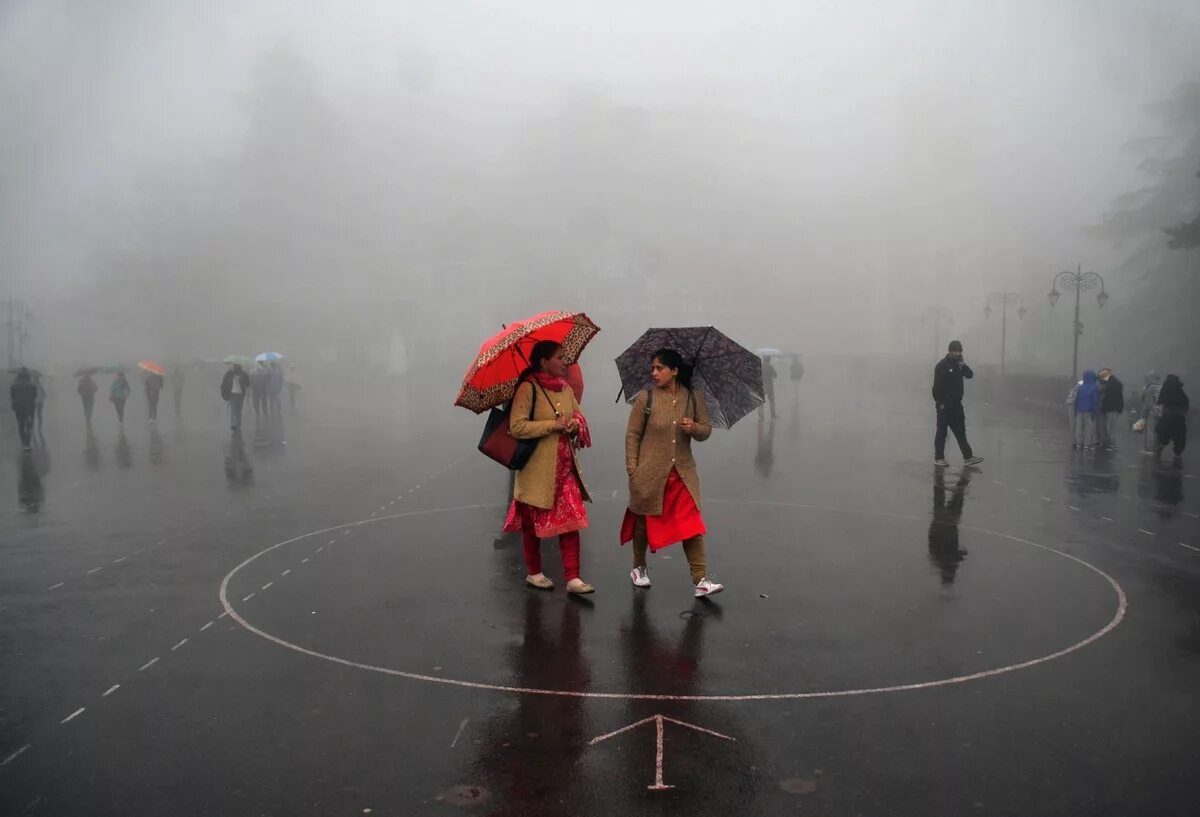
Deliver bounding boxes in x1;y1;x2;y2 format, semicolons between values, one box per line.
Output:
1;361;1198;816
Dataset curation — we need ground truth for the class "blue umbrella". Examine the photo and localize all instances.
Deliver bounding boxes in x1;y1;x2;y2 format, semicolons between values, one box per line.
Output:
255;352;284;363
614;326;764;428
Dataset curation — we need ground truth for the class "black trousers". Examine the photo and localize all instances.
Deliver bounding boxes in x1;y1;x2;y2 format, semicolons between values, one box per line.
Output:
1157;414;1187;455
15;410;34;447
935;402;973;459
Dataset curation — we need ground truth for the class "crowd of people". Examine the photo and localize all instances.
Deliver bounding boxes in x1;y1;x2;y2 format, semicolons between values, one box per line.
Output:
1067;368;1189;458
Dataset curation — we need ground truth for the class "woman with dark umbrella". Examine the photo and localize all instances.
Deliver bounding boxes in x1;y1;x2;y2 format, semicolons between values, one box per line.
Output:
621;348;723;597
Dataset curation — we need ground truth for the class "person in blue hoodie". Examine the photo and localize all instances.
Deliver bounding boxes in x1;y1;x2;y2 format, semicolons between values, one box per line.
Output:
1073;370;1101;449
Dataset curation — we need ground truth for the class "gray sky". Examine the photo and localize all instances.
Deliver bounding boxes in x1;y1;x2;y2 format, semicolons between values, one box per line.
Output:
3;0;1199;364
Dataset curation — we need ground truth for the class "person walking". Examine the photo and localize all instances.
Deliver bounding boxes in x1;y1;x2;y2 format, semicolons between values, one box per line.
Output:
502;340;595;595
1066;378;1083;434
10;368;38;451
109;372;131;427
1156;374;1189;460
1073;370;1101;449
267;361;285;419
285;365;301;415
1139;371;1164;455
249;364;269;425
144;371;164;424
621;347;723;597
221;363;251;434
788;354;805;402
1098;368;1124;450
758;355;778;419
171;365;185;416
32;372;46;432
932;341;984;467
78;373;99;426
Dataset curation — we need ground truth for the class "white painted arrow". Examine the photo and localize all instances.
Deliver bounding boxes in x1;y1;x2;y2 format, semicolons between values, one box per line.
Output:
589;714;735;791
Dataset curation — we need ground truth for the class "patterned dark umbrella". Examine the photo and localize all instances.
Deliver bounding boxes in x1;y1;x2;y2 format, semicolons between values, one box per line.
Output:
614;326;764;428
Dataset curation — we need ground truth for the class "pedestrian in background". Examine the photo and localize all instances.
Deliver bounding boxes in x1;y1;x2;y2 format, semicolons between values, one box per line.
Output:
1098;368;1124;450
221;363;250;434
1139;371;1163;455
758;355;778;419
78;373;98;426
249;364;269;426
10;367;37;451
1073;370;1101;450
1156;374;1189;460
109;372;131;427
171;365;186;416
144;371;164;424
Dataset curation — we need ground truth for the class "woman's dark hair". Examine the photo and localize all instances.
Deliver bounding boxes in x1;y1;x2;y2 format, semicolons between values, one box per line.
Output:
652;348;694;389
519;340;562;382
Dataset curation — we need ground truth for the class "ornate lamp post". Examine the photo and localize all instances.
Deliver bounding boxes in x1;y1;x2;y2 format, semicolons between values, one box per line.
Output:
1047;265;1109;381
982;291;1025;376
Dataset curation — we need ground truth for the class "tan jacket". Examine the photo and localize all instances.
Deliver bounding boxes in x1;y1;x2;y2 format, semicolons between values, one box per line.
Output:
509;381;591;510
624;387;712;516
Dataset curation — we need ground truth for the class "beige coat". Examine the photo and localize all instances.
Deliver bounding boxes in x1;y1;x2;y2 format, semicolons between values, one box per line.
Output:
624;387;712;516
509;381;591;510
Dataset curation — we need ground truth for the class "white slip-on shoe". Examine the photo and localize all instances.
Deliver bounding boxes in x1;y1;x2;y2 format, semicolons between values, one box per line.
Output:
694;577;724;597
630;567;651;588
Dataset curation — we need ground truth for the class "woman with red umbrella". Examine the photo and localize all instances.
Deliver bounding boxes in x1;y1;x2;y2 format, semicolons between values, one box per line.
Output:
502;341;595;594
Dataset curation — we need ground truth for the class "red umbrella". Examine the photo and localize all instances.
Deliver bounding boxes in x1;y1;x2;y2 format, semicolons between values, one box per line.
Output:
455;311;600;413
138;360;166;376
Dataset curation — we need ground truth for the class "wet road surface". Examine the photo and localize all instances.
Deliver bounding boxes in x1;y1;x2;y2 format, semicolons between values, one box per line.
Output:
1;362;1198;816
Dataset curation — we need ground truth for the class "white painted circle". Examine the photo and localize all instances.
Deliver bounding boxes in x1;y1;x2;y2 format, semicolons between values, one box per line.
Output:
219;500;1127;702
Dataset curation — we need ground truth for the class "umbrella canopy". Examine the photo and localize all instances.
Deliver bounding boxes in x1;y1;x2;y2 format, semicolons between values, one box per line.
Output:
138;360;166;376
615;327;764;429
455;311;601;413
222;355;255;368
255;352;284;363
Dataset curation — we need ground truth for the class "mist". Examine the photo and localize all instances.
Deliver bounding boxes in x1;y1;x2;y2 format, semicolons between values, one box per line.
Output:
4;1;1200;378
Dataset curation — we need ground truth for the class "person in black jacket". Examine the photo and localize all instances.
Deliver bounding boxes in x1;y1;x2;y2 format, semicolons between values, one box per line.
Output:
1156;374;1189;459
10;367;38;451
1097;368;1125;450
220;364;251;434
931;341;984;467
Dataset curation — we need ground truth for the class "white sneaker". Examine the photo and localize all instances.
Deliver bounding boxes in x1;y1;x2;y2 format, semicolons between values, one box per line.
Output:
694;577;724;597
934;458;949;467
630;567;651;587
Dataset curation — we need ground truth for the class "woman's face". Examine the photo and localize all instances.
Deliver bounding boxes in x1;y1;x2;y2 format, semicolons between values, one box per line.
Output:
650;358;678;387
541;347;567;378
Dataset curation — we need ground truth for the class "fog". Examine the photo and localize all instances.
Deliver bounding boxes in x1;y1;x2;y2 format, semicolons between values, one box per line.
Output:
4;1;1200;382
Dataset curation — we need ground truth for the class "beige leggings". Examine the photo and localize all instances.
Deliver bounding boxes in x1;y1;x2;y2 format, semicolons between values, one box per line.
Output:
630;516;707;583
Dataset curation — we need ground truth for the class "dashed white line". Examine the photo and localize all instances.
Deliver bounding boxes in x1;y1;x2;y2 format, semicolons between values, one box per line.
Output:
301;558;309;564
218;611;229;619
1180;542;1199;552
281;569;291;576
102;684;120;698
200;621;214;632
1069;506;1081;511
261;582;273;590
1017;488;1029;494
1041;496;1053;502
242;593;256;602
1137;529;1157;537
450;717;469;748
155;540;165;546
1;744;30;766
47;582;64;591
1100;516;1113;522
86;567;103;575
315;546;324;554
171;638;189;651
342;530;351;537
60;707;86;724
1185;512;1199;519
139;658;159;672
113;556;128;564
327;539;336;546
992;480;1005;486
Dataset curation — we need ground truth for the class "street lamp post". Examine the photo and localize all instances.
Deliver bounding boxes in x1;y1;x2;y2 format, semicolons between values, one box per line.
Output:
982;290;1026;376
1047;264;1109;381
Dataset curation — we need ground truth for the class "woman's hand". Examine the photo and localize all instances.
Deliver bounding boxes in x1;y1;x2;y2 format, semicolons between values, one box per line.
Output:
679;417;695;436
552;415;572;432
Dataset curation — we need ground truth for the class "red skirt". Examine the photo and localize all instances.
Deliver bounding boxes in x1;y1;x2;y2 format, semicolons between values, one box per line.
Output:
503;436;589;539
620;468;706;551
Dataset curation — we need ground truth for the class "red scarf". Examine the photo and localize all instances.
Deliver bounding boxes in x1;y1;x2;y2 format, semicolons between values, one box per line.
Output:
527;373;591;449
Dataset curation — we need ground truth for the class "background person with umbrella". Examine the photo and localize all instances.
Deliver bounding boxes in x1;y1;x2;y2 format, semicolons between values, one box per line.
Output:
220;357;252;433
10;367;38;451
139;361;166;424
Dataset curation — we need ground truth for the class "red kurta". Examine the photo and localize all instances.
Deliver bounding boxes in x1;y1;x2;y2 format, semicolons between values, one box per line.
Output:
504;436;590;539
620;468;706;551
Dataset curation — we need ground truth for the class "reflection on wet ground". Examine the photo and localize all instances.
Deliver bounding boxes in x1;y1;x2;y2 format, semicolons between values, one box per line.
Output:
928;468;971;585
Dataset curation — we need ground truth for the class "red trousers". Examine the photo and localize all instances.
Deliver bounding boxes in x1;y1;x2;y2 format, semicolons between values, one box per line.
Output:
523;525;583;575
